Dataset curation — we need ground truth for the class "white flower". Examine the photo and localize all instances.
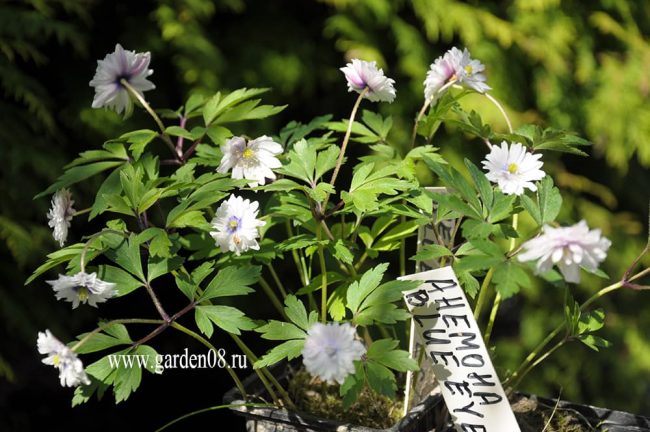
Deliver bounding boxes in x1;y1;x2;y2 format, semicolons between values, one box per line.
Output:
481;141;546;195
89;43;155;115
340;59;396;103
47;271;117;309
47;188;75;247
217;136;283;187
455;48;491;94
424;47;464;101
424;47;490;101
37;330;90;387
302;322;366;385
210;195;266;256
518;220;612;283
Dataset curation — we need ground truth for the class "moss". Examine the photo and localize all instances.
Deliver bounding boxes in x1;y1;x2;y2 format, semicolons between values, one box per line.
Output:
287;366;403;429
512;395;591;432
286;368;593;431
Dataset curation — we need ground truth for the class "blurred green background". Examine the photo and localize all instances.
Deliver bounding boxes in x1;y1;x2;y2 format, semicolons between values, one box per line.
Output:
1;0;649;429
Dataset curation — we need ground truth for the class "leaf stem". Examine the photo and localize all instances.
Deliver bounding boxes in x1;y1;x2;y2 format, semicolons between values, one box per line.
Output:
484;93;513;134
267;264;288;298
323;88;368;210
71;318;163;352
229;334;296;409
410;79;458;148
120;79;178;160
170;322;248;403
472;267;495;320
259;276;287;319
484;213;519;344
316;224;328;323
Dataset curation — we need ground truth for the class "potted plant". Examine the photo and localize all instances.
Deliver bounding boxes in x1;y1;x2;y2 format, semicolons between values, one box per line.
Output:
30;43;650;431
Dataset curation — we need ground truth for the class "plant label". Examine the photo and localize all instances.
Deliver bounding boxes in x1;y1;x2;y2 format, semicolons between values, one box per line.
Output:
401;266;520;432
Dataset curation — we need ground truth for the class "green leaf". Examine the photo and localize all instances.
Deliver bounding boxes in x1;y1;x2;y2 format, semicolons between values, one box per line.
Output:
97;265;143;296
365;361;396;398
90;166;124;220
254;339;305;369
314;145;341;181
74;324;132;354
410;244;453;261
458;271;480;298
147;256;184;283
332;239;354;265
538;176;563;224
121;129;157;160
340;364;365;409
256;321;306;341
578;334;611;351
367;339;419;372
203;88;269;125
492;261;530;299
195;305;257;335
36;161;124;199
488;193;516;223
347;263;388;313
164;126;194;140
200;266;260;301
465;158;493;210
520;194;542;226
342;163;413;213
105;235;144;281
283;295;314;331
167;209;207;229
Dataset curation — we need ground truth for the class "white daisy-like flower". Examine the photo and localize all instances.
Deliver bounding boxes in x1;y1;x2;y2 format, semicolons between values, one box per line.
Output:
46;271;117;309
424;47;490;101
37;330;90;387
210;195;266;256
518;220;612;283
481;141;546;195
89;43;155;115
302;322;366;385
217;136;283;187
340;59;396;103
47;188;75;247
424;47;464;101
455;48;491;94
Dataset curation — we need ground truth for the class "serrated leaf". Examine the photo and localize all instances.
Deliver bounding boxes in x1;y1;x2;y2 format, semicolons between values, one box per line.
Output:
256;320;306;340
410;244;453;261
283;294;312;330
538;176;562;224
254;339;304;368
200;266;260;301
492;261;530;299
97;265;143;296
195;305;256;335
36;161;124;199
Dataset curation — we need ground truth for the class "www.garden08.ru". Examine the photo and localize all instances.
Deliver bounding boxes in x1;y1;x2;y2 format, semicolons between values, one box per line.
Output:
108;348;248;374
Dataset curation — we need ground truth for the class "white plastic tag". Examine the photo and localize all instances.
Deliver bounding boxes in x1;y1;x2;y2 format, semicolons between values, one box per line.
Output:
401;266;520;432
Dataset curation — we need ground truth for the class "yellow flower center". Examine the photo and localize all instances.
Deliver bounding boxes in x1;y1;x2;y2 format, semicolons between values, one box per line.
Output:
242;148;254;159
464;64;474;75
507;163;518;174
52;354;61;366
78;286;89;302
229;220;239;230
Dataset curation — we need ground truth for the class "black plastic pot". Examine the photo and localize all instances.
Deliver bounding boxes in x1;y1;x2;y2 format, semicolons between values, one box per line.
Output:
222;361;445;432
518;393;650;432
223;363;650;431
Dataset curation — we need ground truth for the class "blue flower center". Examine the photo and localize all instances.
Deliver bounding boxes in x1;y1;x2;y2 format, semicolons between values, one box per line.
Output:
227;216;241;233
